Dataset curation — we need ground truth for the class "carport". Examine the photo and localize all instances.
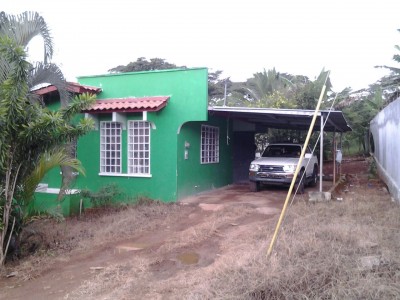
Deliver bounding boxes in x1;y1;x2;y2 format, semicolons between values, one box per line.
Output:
208;106;352;192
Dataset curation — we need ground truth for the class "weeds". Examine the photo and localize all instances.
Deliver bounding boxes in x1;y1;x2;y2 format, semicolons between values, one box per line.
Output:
2;166;399;300
367;157;378;178
81;183;122;208
133;196;162;206
191;194;400;300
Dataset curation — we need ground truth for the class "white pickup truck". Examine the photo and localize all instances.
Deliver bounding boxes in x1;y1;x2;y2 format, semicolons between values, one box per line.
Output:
249;143;318;193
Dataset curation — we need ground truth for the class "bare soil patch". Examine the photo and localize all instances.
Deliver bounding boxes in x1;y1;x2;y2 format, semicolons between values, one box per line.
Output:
1;157;399;299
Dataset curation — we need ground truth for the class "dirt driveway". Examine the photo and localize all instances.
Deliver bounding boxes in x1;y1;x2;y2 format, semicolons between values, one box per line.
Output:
0;160;361;299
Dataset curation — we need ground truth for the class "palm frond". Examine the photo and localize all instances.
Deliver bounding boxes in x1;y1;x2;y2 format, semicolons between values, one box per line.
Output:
22;147;85;204
0;11;53;63
58;93;97;121
28;62;69;105
0;37;30;145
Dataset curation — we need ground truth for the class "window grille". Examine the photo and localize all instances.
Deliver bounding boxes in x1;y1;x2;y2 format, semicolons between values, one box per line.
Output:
100;122;122;173
201;125;219;164
128;121;150;174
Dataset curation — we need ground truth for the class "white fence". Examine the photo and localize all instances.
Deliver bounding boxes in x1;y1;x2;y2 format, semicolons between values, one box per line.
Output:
370;97;400;203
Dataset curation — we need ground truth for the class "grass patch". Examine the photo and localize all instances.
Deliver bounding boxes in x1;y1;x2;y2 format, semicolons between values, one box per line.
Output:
81;183;122;208
191;194;400;299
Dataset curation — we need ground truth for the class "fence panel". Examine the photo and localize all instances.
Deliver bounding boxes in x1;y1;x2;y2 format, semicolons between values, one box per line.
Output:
370;97;400;203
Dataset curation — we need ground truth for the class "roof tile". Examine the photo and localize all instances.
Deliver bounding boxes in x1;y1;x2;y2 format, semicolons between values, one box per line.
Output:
83;96;170;113
33;82;101;95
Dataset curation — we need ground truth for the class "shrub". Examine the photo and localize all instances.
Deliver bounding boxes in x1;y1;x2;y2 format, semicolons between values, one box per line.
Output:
81;184;122;208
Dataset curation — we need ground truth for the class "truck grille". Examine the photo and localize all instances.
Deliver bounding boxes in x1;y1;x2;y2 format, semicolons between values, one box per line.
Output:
259;165;284;173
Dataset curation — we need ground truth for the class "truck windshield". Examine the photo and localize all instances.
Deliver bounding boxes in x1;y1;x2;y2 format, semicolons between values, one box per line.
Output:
262;145;301;158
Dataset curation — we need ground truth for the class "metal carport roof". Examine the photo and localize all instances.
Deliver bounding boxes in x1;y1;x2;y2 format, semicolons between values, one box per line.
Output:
208;106;352;133
208;106;352;193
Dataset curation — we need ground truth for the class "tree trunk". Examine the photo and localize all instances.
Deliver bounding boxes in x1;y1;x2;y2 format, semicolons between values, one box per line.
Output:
0;158;21;267
57;141;76;201
57;93;74;202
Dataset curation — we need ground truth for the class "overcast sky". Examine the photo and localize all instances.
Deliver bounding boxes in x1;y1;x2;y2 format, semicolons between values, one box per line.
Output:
3;1;400;92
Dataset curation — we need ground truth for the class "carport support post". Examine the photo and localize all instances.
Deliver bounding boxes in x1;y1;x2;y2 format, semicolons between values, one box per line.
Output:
339;133;343;177
319;114;324;192
333;130;336;186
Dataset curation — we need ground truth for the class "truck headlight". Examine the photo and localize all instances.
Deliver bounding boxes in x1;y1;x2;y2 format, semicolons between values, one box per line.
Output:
283;164;296;172
250;164;260;171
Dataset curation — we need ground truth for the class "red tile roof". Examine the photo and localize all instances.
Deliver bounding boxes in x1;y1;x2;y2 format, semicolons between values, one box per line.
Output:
82;96;170;113
66;82;102;94
33;82;101;95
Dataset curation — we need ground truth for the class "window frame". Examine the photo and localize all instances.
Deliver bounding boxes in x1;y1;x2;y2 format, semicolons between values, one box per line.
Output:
99;121;122;174
127;120;151;175
200;125;220;164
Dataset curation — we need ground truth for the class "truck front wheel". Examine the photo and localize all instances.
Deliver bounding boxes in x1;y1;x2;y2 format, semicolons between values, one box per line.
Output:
250;181;260;192
295;170;305;194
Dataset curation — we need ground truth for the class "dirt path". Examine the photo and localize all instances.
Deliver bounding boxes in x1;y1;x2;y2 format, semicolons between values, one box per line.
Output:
0;184;292;299
0;157;372;299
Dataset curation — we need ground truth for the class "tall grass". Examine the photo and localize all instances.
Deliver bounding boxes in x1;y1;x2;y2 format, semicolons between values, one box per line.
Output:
191;194;400;299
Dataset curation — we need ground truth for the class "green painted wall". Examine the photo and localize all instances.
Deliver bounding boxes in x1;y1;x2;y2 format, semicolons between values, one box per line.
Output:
79;68;208;124
33;192;81;216
74;68;208;202
35;68;236;213
176;115;233;199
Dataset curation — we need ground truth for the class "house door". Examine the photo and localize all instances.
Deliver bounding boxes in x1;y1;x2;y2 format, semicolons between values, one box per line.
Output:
232;132;256;183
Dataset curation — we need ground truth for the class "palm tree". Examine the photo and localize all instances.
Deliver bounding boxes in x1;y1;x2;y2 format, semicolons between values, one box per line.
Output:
246;68;291;101
0;11;52;63
294;69;332;109
375;29;400;102
0;11;70;105
246;68;310;108
1;11;79;200
22;147;86;215
0;11;95;267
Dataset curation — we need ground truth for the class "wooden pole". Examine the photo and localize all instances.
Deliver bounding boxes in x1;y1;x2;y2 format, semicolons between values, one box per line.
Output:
267;72;330;257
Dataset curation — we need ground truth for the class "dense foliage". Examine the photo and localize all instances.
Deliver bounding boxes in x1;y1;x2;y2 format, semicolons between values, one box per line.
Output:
0;11;95;266
334;29;400;154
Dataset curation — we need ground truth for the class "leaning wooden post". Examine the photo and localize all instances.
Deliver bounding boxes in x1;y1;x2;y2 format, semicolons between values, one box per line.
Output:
267;72;330;257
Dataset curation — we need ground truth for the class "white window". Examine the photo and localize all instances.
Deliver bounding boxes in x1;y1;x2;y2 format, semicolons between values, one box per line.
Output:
201;125;219;164
128;121;150;174
100;122;122;173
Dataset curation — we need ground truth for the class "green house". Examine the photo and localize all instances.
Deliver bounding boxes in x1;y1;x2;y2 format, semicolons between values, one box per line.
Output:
34;67;352;215
34;68;233;215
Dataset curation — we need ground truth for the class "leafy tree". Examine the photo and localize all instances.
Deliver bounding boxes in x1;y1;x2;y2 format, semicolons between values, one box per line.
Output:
294;69;332;109
245;68;293;102
221;81;250;106
248;90;297;108
0;12;95;266
236;68;331;110
375;29;400;102
230;68;332;146
207;71;253;106
342;89;384;154
108;57;232;104
336;30;400;154
207;70;229;104
108;57;186;73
